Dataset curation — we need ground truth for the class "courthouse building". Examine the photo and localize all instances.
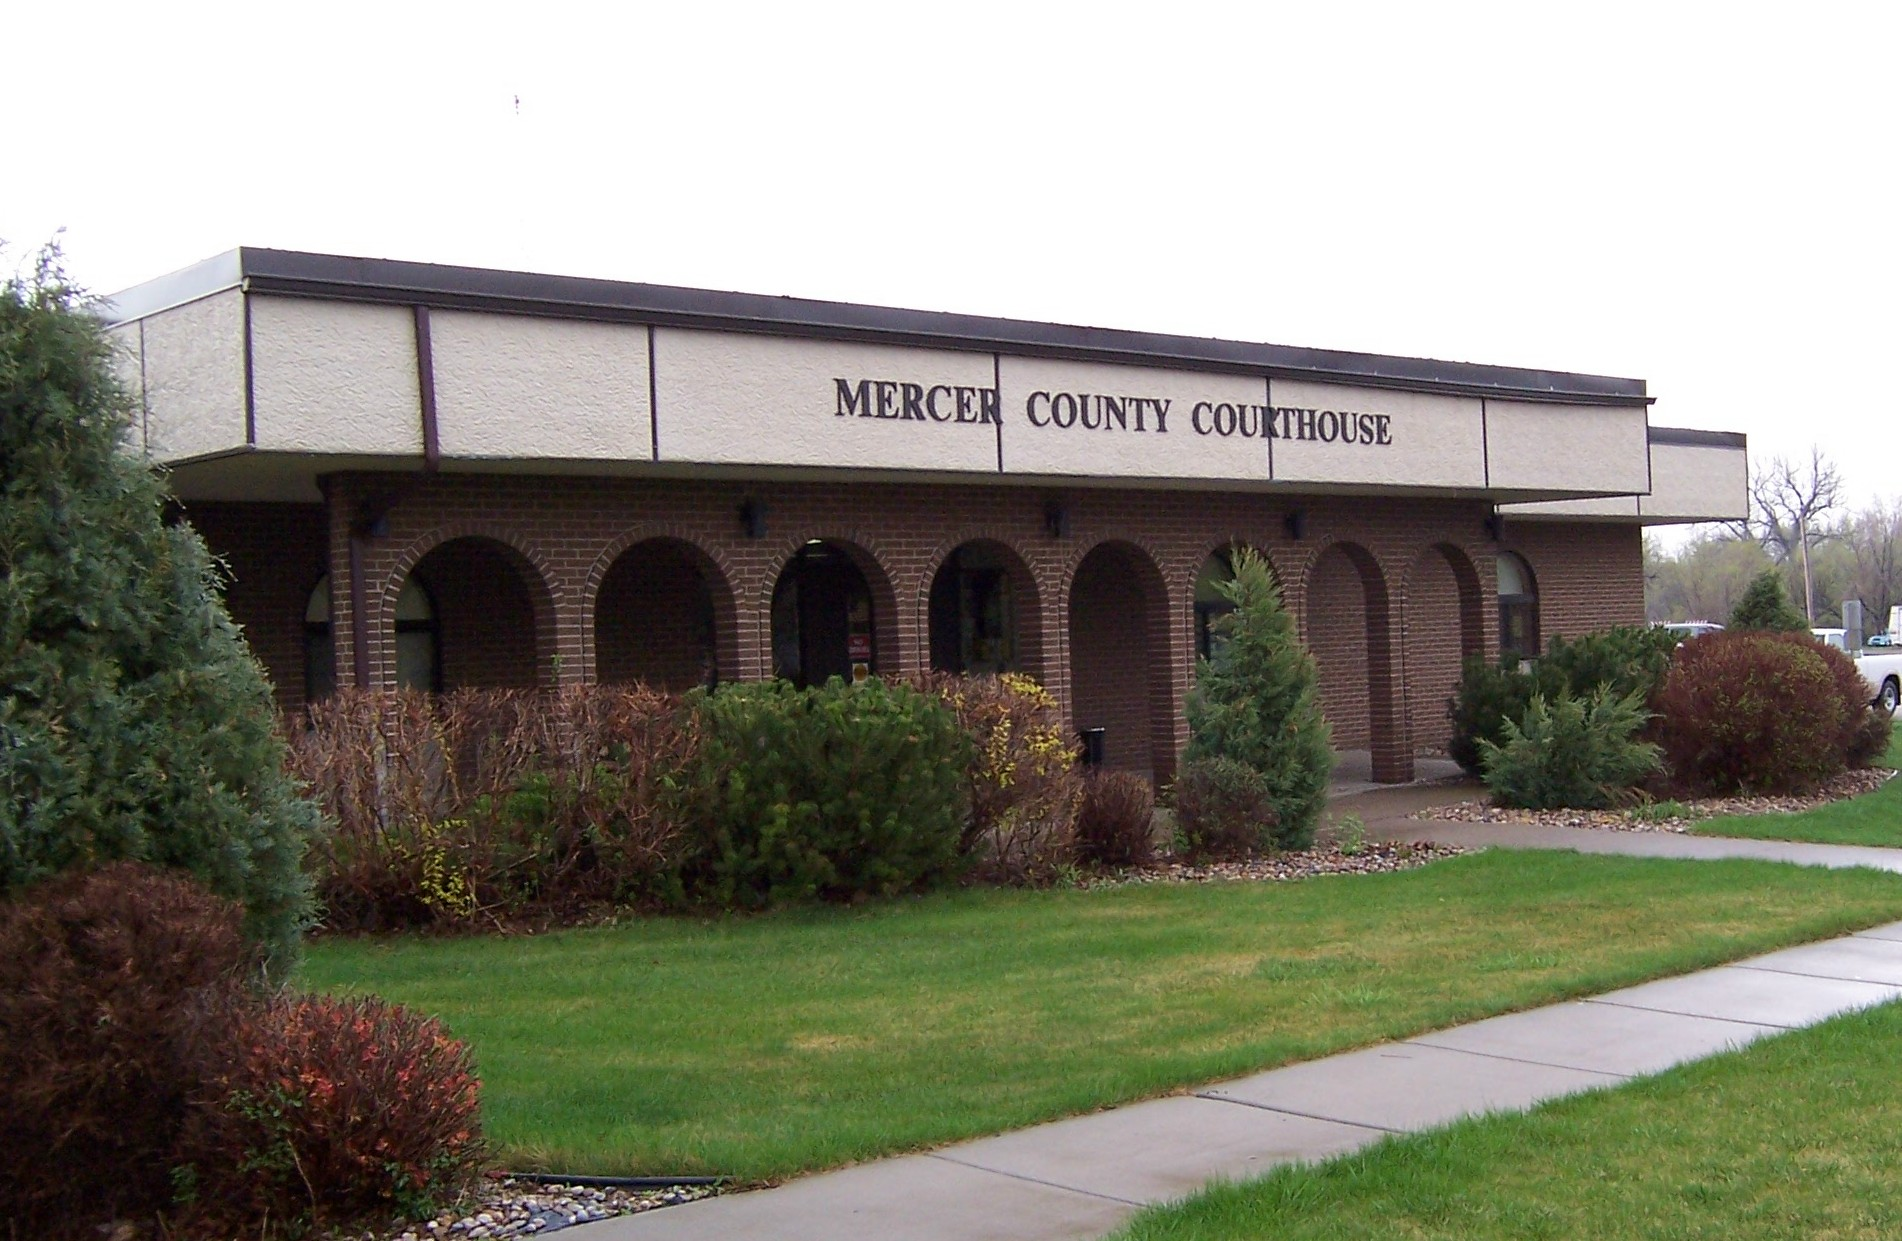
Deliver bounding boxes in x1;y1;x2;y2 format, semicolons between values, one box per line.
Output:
103;249;1747;784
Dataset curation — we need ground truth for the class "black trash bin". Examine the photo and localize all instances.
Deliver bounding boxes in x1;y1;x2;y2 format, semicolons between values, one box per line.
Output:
1078;726;1106;768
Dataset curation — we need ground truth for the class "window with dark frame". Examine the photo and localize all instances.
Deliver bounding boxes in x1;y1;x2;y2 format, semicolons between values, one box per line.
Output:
1497;552;1539;661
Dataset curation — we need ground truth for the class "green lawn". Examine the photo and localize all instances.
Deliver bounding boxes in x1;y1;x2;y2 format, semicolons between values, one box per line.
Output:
301;851;1902;1181
1115;997;1902;1240
1693;732;1902;847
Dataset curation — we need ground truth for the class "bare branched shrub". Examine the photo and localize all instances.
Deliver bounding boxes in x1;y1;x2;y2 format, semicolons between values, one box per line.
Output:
288;686;696;929
1075;770;1158;868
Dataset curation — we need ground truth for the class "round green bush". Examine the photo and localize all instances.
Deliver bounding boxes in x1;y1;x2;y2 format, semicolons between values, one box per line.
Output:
674;678;972;907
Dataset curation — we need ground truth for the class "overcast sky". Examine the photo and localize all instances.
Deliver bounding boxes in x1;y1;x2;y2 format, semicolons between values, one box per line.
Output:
13;3;1898;533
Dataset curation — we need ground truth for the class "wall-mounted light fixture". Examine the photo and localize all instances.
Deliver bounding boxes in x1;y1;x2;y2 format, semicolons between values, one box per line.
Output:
1283;509;1306;541
1484;510;1504;543
1044;500;1071;539
738;499;768;539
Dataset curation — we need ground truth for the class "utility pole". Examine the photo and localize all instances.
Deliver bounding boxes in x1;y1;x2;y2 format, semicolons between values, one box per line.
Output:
1799;509;1816;625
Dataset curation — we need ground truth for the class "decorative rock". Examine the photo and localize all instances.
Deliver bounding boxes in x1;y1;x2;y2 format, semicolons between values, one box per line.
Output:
1416;767;1897;833
1090;841;1466;889
349;1180;719;1241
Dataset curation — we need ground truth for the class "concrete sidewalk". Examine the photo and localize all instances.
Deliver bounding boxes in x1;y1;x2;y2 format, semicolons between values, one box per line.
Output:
583;915;1902;1241
1373;817;1902;873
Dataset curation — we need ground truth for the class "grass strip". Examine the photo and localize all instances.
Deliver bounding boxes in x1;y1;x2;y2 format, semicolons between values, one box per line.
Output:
1114;996;1902;1240
302;851;1902;1180
1694;732;1902;847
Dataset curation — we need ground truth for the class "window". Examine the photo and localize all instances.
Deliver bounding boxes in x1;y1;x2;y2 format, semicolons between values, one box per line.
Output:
303;576;335;702
304;575;440;695
1497;552;1539;661
1194;551;1237;660
393;576;440;691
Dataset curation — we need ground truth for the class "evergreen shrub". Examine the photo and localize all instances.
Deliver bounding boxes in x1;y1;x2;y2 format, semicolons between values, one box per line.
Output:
1183;547;1333;845
179;994;486;1234
907;672;1082;883
1655;631;1864;794
675;678;970;906
0;863;255;1232
1728;569;1810;632
1;252;316;967
1074;770;1157;868
1172;756;1281;859
1478;690;1662;810
1447;625;1680;777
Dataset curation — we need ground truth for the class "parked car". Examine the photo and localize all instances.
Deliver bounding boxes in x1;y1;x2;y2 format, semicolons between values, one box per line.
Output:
1656;621;1724;643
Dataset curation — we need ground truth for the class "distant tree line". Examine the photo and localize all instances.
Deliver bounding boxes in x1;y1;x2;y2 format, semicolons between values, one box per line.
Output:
1646;448;1902;632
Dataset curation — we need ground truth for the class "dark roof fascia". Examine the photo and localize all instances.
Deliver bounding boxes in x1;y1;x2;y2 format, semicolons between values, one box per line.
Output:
108;247;1654;407
1648;427;1747;449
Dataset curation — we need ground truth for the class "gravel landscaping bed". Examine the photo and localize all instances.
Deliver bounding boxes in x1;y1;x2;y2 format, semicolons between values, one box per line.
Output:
1414;768;1898;834
1099;841;1467;885
355;1178;716;1241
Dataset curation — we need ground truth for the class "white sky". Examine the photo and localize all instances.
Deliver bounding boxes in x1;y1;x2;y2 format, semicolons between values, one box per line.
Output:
13;2;1899;529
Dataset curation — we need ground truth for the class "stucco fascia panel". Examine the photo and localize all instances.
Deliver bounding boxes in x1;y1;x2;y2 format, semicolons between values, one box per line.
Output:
654;329;998;471
1268;379;1484;487
1499;495;1643;519
249;298;422;455
104;322;146;453
433;311;652;459
1639;442;1748;521
1485;400;1649;494
997;356;1268;481
139;291;247;462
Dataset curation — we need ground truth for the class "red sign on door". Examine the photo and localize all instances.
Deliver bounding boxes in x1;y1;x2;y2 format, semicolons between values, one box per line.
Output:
847;634;872;660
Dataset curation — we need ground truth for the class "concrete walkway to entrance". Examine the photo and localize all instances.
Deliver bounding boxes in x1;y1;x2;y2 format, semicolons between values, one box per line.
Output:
583;805;1902;1241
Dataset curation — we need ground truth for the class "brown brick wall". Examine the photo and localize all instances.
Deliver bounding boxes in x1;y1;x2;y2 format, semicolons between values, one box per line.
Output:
413;538;541;691
1069;542;1169;777
1401;546;1484;755
183;502;329;712
1306;546;1374;751
189;474;1647;784
596;539;717;690
1501;523;1647;642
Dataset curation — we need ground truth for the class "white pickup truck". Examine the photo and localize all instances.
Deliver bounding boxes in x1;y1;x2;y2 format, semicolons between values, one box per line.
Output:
1815;608;1902;712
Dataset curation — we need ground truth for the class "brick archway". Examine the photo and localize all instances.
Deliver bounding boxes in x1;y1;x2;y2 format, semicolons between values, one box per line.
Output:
922;536;1046;683
385;532;560;691
1305;540;1408;782
1402;542;1486;755
1066;539;1177;784
591;535;739;690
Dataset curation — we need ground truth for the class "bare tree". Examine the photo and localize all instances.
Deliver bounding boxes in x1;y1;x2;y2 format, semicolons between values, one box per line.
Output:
1749;448;1843;624
1843;497;1902;633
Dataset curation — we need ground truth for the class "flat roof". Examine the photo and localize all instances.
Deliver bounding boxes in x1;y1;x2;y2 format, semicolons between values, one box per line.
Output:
103;248;1652;408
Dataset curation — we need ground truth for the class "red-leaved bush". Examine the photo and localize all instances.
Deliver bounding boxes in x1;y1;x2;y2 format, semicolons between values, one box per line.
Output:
1654;631;1875;795
1172;756;1279;860
179;994;487;1233
0;863;257;1232
1075;770;1158;868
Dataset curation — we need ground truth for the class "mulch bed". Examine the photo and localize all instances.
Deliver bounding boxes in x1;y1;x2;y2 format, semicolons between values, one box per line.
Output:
1414;768;1898;834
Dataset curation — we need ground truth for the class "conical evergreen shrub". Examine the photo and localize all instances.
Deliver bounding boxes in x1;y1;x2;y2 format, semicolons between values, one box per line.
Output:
1728;569;1809;633
1183;547;1334;848
0;249;316;969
